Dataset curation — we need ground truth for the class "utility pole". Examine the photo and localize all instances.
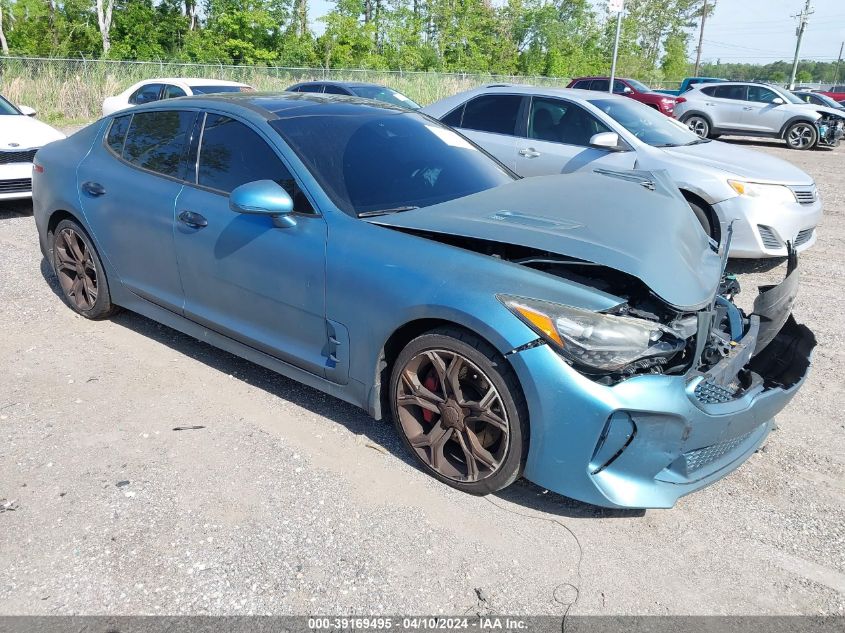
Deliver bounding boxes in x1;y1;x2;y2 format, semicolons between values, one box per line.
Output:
788;0;813;90
833;41;844;86
693;0;709;77
608;0;624;93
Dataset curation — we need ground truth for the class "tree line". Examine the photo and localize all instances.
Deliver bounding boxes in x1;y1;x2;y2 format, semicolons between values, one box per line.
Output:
0;0;841;83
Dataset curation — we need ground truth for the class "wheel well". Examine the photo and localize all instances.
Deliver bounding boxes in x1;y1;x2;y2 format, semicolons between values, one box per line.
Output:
778;116;817;139
647;103;660;111
680;111;711;125
46;209;80;240
371;318;508;421
679;189;721;244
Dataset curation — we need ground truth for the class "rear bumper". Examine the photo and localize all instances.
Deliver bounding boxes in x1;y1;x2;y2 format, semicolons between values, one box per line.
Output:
714;192;822;258
511;314;814;509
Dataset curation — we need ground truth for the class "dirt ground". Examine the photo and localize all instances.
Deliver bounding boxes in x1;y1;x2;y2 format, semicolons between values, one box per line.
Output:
0;136;843;617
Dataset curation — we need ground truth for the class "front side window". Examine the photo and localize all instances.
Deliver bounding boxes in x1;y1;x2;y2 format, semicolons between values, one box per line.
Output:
530;97;611;146
460;95;523;136
163;84;187;99
271;109;514;217
612;80;630;94
747;85;779;103
129;83;164;105
196;113;313;213
122;110;195;179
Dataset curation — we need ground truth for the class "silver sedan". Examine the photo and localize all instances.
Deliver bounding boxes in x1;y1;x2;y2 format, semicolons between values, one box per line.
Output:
423;85;822;258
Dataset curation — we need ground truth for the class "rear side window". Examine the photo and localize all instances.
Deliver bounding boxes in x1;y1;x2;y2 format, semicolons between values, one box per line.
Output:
713;85;747;100
460;95;523;136
122;110;195;179
106;114;132;155
163;84;187;99
197;114;313;212
571;80;591;89
591;79;610;91
323;84;350;95
129;83;163;105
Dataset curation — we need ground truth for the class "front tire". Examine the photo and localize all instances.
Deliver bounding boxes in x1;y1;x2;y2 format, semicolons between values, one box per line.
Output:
684;114;710;138
52;219;118;319
389;327;528;495
784;121;818;150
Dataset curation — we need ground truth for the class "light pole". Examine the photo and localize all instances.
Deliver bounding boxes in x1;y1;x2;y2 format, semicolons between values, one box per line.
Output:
788;0;813;90
608;0;624;93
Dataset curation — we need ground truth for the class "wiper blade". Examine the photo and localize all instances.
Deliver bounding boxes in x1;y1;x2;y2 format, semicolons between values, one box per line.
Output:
358;206;419;218
684;138;711;145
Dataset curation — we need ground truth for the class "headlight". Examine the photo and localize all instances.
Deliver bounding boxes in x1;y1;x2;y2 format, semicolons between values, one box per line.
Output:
728;180;797;204
498;295;684;372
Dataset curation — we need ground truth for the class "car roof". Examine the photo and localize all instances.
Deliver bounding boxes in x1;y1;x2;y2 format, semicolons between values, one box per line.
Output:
289;80;391;89
470;83;631;102
137;77;250;87
129;91;409;120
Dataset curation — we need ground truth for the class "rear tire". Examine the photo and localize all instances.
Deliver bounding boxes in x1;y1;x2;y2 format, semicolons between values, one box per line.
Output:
389;327;528;495
51;218;118;320
683;114;710;138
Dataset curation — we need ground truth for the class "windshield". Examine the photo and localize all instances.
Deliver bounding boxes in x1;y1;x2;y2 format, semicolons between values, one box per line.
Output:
0;95;21;115
799;92;841;108
349;86;421;110
190;85;254;94
588;98;701;147
626;79;651;93
271;109;514;217
771;87;805;104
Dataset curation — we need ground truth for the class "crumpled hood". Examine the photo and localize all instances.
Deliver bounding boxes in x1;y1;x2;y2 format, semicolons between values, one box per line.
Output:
0;115;65;150
372;170;722;311
660;139;813;184
803;104;845;118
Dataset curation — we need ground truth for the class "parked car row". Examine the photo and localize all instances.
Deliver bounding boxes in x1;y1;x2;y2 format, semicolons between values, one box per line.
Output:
24;78;819;509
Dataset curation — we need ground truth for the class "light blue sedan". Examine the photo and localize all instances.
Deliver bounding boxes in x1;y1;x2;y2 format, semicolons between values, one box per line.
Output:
32;93;815;508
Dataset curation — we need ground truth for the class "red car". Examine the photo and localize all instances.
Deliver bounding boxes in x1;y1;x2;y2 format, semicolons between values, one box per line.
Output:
567;77;678;116
818;85;845;102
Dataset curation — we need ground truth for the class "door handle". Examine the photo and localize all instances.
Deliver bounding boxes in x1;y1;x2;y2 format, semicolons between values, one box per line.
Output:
81;181;106;197
519;148;541;158
742;106;754;110
177;210;208;229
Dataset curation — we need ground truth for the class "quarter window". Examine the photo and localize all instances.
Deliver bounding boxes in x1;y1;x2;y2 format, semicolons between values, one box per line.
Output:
129;83;164;105
122;110;195;179
460;95;523;136
106;114;132;155
196;114;313;213
440;104;465;127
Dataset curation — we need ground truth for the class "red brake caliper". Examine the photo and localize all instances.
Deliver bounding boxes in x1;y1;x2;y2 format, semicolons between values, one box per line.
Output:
422;371;440;423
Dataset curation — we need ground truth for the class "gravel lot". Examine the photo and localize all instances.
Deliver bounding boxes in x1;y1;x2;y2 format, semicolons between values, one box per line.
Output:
1;136;843;617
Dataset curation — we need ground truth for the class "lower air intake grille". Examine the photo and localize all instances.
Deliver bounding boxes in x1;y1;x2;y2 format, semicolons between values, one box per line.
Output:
794;228;814;247
683;430;755;474
0;178;32;193
0;149;37;165
757;225;782;250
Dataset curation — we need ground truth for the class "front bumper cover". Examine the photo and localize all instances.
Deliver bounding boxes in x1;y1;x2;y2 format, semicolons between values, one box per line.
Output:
510;260;816;509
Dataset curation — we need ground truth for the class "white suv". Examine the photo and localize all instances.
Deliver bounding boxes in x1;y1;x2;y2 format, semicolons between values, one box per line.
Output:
674;82;844;150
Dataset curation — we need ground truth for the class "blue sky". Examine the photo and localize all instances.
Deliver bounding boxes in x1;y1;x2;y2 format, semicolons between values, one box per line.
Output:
307;0;845;64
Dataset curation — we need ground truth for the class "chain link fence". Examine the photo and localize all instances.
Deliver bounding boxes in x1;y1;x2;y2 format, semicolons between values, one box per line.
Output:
0;56;590;123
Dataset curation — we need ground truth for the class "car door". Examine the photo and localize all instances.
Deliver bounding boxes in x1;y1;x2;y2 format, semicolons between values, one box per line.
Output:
447;94;525;170
514;96;636;177
702;84;749;129
76;109;195;311
741;85;791;132
172;112;330;378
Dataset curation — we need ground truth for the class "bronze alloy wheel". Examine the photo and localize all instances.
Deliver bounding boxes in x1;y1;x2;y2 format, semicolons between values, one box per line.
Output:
394;348;510;483
54;227;98;311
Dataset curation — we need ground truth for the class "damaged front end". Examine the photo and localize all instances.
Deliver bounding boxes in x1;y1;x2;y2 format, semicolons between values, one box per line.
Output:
817;112;845;147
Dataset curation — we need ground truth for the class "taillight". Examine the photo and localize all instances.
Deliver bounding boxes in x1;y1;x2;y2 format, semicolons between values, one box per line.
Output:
33;163;44;173
676;97;687;104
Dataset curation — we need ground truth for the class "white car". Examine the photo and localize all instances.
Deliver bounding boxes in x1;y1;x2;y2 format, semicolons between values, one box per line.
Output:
423;85;822;258
102;78;254;116
0;95;65;201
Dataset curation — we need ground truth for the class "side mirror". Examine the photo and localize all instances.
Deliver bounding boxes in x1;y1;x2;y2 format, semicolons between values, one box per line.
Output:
18;105;36;117
771;97;785;105
229;179;296;228
589;132;624;151
622;86;633;94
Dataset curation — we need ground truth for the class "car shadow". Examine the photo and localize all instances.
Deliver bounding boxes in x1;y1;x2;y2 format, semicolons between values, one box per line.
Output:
38;256;641;519
0;199;34;219
726;256;788;275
